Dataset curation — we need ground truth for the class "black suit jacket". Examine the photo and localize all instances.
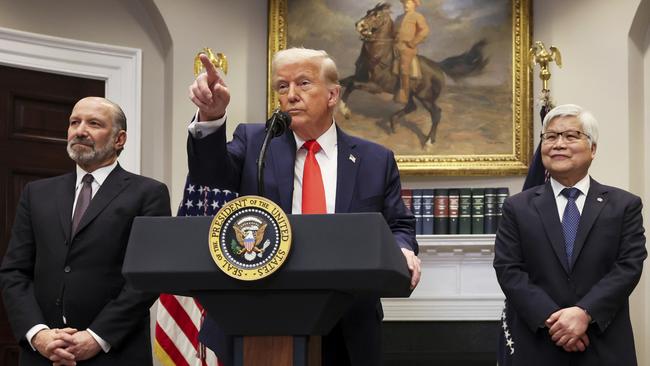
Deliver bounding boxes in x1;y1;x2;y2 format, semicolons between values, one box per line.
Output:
187;122;417;366
494;179;646;366
0;164;171;365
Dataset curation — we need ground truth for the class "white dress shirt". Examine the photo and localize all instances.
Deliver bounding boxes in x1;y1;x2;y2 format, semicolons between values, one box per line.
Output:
26;162;117;353
549;174;590;221
187;112;339;214
187;110;226;139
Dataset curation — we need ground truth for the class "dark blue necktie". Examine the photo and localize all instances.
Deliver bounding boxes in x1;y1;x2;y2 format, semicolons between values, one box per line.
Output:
561;187;581;265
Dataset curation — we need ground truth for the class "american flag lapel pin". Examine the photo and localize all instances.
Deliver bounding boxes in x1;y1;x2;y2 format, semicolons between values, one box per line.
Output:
349;154;356;163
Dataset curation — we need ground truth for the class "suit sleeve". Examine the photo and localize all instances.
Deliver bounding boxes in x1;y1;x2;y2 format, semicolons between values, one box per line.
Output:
0;183;47;343
187;120;247;190
87;181;172;349
413;13;429;45
383;151;418;254
493;198;560;332
576;196;647;333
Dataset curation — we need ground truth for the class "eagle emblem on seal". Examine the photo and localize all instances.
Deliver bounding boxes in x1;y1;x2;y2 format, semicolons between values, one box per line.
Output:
232;216;270;261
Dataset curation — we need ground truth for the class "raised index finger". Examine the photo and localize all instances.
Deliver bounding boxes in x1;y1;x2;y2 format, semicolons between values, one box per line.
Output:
200;53;219;86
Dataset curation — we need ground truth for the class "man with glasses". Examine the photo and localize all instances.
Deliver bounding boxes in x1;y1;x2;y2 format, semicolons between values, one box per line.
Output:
493;104;646;365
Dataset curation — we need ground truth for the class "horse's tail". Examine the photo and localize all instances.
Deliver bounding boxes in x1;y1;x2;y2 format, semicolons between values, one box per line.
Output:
436;39;489;81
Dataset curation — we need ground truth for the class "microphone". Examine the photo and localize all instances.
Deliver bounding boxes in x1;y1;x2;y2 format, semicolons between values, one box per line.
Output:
258;109;292;197
265;109;291;137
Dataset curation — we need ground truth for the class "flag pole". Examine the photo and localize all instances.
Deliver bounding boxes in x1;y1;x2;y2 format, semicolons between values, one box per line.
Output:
522;41;563;191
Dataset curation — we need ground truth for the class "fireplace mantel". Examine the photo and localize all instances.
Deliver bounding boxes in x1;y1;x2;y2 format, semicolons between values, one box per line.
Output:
382;234;505;321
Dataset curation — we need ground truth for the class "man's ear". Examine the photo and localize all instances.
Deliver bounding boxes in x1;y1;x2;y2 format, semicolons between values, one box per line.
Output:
115;130;127;152
328;85;341;107
590;142;597;159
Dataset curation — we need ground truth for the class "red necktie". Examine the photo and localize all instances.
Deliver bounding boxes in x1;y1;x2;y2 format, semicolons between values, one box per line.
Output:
302;140;326;214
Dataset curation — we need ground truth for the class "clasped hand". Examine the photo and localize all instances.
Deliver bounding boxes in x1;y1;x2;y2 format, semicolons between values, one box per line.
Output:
545;306;591;352
33;328;102;365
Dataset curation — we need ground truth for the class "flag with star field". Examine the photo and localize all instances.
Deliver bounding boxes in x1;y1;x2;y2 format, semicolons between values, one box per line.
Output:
154;175;238;366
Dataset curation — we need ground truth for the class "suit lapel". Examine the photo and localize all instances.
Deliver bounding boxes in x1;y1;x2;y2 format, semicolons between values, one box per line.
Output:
533;183;571;273
570;179;607;269
335;128;359;213
270;132;296;213
57;173;76;243
73;165;131;237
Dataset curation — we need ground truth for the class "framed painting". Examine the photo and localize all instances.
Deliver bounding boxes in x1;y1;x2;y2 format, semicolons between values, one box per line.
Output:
268;0;532;175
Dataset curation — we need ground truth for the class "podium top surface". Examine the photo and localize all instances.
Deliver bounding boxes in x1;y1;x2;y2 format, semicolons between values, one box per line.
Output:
123;213;412;297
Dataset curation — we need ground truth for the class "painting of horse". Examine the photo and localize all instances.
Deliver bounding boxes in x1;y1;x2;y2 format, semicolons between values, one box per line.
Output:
271;0;532;173
339;3;488;146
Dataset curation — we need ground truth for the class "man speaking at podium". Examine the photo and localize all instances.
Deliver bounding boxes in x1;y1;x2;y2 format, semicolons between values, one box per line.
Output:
186;48;420;366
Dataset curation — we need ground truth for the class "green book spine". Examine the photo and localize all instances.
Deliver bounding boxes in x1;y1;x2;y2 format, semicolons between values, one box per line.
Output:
471;188;485;234
458;188;472;234
433;189;449;234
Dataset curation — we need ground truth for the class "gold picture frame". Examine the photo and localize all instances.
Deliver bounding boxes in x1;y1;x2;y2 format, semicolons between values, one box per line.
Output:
268;0;532;176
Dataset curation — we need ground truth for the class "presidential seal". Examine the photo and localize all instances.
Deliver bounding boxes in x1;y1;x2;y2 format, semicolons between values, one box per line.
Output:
209;196;291;281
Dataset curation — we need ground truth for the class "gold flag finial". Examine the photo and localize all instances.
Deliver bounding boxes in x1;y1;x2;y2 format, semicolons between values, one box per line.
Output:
529;41;561;92
194;47;228;77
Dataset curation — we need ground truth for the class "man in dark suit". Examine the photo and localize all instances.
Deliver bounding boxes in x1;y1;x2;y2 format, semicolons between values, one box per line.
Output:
186;48;420;366
494;104;646;365
0;97;171;365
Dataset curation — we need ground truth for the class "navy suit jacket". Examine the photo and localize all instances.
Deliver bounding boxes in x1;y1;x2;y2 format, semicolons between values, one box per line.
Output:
187;122;417;365
494;179;646;366
0;165;171;365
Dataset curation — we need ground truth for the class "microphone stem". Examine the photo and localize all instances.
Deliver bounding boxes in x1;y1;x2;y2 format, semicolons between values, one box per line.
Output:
257;116;277;197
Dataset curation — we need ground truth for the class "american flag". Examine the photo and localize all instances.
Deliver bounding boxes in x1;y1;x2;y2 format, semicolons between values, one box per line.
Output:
153;176;238;366
522;100;553;191
497;96;554;366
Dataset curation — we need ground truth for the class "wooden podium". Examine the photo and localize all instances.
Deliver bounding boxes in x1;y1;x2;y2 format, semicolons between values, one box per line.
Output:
123;213;412;366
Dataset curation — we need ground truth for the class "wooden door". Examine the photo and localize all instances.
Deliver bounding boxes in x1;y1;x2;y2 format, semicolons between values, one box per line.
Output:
0;64;104;365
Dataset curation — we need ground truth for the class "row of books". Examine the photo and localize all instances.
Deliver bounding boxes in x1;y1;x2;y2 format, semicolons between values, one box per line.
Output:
401;188;510;235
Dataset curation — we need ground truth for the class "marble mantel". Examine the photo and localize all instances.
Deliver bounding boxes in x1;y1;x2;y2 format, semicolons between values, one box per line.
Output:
382;234;505;321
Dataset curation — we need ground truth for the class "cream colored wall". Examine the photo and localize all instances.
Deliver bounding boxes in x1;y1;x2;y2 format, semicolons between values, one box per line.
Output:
637;11;650;365
533;0;640;187
0;0;172;183
629;1;650;364
151;0;268;208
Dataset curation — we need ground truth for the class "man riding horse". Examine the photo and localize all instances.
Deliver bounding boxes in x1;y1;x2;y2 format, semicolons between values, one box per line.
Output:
340;2;488;146
393;0;429;104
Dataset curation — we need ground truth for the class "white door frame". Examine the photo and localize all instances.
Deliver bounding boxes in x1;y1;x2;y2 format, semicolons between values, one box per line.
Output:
0;26;141;173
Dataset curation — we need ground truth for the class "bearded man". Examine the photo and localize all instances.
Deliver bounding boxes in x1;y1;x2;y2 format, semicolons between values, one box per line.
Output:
0;97;171;365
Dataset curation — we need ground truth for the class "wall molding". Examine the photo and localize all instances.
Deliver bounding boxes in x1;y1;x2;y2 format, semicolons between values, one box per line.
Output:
0;26;142;173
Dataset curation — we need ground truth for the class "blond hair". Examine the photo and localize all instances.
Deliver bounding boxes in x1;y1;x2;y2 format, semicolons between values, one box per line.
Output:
272;47;339;88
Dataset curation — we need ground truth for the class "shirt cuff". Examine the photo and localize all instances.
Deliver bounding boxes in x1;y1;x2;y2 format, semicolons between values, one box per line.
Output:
87;328;111;353
187;109;227;139
26;324;50;351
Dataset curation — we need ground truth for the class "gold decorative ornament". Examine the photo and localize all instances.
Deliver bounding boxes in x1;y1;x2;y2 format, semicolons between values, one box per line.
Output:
194;47;228;77
529;41;562;91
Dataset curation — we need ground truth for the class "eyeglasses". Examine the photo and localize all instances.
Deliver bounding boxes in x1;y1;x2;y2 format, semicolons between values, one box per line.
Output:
540;130;591;144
